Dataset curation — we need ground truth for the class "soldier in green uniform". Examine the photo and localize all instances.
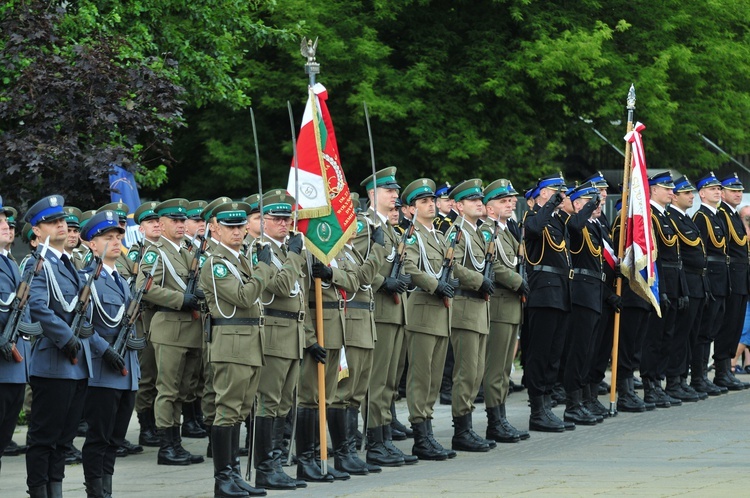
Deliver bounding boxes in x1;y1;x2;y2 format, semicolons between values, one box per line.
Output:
327;223;385;477
136;199;205;466
131;201;165;447
200;200;273;498
401;179;458;461
252;190;307;490
353;168;416;468
481;179;529;443
62;207;84;269
97;202;134;281
181;200;211;439
446;179;496;452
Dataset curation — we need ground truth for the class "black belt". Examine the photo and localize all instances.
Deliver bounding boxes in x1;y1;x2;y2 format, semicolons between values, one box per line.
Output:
345;301;375;311
729;256;749;266
309;301;346;310
454;289;484;300
661;261;682;269
155;306;186;314
264;308;306;322
706;256;729;264
573;268;606;281
212;317;264;326
684;266;707;276
532;265;574;280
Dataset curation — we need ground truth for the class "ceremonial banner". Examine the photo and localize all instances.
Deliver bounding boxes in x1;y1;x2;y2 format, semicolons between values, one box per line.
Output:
621;122;661;316
109;164;142;248
287;83;356;264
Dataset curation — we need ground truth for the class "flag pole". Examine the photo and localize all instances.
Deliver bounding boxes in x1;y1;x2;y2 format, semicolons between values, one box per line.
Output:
301;36;329;476
609;84;636;416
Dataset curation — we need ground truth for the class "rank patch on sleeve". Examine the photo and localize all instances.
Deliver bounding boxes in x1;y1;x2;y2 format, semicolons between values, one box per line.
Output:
143;251;157;265
482;230;492;242
357;220;365;233
127;250;139;261
213;263;228;278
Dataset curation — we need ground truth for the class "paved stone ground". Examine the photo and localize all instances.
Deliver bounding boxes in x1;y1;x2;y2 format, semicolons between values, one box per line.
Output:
3;376;750;497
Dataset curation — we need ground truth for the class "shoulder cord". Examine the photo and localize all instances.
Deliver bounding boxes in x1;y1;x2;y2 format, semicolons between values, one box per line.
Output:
570;226;602;257
694;212;726;249
90;282;126;328
494;233;517;269
209;255;239;319
0;290;16;308
653;213;677;247
160;249;187;291
673;220;702;248
413;231;444;279
460;227;485;272
43;260;79;312
723;211;748;246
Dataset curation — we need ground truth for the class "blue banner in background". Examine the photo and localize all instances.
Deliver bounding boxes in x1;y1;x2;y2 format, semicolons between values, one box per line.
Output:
109;165;143;248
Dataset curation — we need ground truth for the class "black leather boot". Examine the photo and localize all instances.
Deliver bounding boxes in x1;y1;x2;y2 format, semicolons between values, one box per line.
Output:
212;425;252;498
665;376;700;402
654;379;682;406
643;378;671;408
137;408;160;447
85;478;104;498
366;426;404;467
194;398;208;431
617;376;646;413
383;425;417;464
410;421;447;461
426;419;455;458
157;428;190;466
564;390;598;426
714;358;746;391
206;425;213;458
271;416;305;488
390;401;413;439
486;405;520;443
500;404;529;440
451;413;490;452
102;474;112;498
528;395;564;433
545;394;574;430
28;485;48;498
174;426;205;463
582;384;607;421
295;408;333;483
349;408;380;473
182;402;208;438
253;417;296;490
47;482;62;498
328;407;368;475
231;423;266;496
681;377;707;400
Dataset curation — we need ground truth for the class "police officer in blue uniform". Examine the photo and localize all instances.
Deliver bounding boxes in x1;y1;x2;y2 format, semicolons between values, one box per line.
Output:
79;211;140;498
0;197;32;472
24;195;109;498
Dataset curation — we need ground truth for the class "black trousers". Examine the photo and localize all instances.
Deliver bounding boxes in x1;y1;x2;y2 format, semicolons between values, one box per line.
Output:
562;306;600;392
668;297;703;378
0;382;25;458
26;376;87;488
716;293;749;361
697;296;725;369
525;307;569;397
641;302;678;381
586;303;614;385
82;387;136;480
617;307;651;380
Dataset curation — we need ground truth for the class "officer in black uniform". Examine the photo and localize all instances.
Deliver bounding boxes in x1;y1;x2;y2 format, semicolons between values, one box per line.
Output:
523;174;574;433
691;173;730;394
715;173;750;390
641;172;687;408
665;176;704;402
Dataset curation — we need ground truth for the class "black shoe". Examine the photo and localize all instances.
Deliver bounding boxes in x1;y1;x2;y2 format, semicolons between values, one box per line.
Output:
681;380;707;400
181;401;208;438
691;376;722;396
411;421;447;461
174;427;205;463
137;409;161;447
632;377;643;390
253;417;297;491
366;426;404;467
510;379;525;393
665;377;700;402
427;419;456;458
452;414;490;452
382;425;417;465
499;404;529;440
64;443;82;465
550;384;566;404
328;407;368;476
584;384;610;419
295;408;334;483
617;378;646;413
643;379;671;408
157;428;190;466
77;420;89;437
528;395;565;433
121;438;143;455
4;440;27;456
563;390;598;426
598;380;610;395
212;425;257;497
390;402;413;439
439;392;452;405
116;445;128;457
485;405;520;443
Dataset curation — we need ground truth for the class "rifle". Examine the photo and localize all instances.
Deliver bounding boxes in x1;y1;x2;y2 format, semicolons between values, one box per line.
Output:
69;244;106;364
388;220;414;305
437;227;462;308
112;255;157;376
482;223;499;301
128;243;144;296
186;234;207;320
0;238;49;362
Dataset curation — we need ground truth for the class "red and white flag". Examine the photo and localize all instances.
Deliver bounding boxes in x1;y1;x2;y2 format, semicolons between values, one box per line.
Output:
621;122;660;316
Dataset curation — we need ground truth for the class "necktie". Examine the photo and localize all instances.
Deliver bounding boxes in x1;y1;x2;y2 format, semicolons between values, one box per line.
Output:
60;254;76;276
112;271;125;294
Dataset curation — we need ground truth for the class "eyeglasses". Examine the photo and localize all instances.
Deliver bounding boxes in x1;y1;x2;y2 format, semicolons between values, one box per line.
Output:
264;217;291;224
